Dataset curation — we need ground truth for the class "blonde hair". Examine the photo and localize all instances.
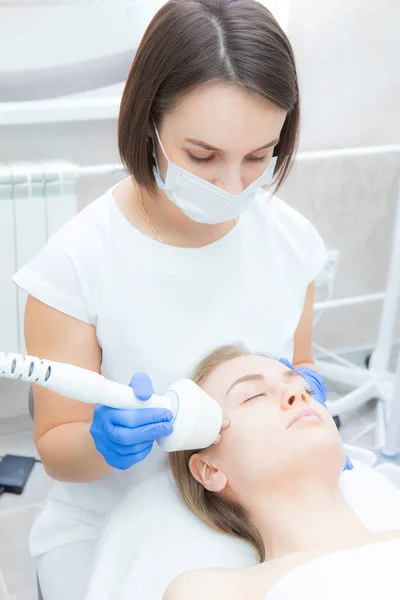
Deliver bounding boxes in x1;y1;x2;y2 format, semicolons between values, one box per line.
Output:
168;342;266;562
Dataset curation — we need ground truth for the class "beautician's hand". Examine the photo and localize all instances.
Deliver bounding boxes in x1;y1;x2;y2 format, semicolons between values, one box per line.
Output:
279;358;327;407
90;372;174;470
279;359;353;471
212;417;231;445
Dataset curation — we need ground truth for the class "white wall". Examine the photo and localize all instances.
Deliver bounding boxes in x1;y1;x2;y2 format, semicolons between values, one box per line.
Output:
288;0;400;150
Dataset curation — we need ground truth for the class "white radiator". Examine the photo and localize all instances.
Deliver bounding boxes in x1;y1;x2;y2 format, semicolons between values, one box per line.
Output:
0;162;78;353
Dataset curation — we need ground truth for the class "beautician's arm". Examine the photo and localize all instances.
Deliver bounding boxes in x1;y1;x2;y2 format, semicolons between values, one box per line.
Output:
292;282;318;371
25;296;114;482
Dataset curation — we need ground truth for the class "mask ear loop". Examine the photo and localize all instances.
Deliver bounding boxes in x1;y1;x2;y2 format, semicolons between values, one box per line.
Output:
151;136;161;173
152;123;170;171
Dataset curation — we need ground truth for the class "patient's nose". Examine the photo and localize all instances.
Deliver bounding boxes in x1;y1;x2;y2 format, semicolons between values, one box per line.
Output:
280;384;309;411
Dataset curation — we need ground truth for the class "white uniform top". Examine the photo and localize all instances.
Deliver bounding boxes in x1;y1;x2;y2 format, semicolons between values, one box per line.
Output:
12;178;327;557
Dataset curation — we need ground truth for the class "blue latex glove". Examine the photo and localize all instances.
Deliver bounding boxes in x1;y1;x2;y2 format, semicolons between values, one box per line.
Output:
90;372;174;470
279;359;353;471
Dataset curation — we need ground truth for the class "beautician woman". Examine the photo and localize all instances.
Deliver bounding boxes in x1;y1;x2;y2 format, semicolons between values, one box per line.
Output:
13;1;341;599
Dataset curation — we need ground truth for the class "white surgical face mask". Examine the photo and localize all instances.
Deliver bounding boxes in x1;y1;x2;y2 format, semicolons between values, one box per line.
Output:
152;125;277;225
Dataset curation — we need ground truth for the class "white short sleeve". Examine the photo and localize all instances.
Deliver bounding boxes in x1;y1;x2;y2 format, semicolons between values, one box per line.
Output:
267;196;328;287
12;202;106;326
300;216;328;285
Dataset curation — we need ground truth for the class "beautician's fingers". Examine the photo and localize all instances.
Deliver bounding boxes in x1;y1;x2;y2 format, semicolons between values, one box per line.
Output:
213;417;231;444
104;444;154;470
221;417;231;429
95;437;156;457
129;372;154;401
101;418;173;446
106;407;173;428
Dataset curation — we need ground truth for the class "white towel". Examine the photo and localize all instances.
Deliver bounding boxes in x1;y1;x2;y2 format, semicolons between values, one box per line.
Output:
266;538;400;600
85;462;400;600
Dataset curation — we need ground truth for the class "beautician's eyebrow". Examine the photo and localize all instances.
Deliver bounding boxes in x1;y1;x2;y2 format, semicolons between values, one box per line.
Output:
226;373;265;396
184;138;280;153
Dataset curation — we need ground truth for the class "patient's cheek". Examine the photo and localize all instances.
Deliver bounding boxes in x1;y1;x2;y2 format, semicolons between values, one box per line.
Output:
220;412;262;457
217;415;242;455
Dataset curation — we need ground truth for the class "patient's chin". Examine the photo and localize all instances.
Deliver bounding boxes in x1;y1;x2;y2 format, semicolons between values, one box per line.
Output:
271;436;343;485
288;416;340;445
292;420;340;448
292;434;345;476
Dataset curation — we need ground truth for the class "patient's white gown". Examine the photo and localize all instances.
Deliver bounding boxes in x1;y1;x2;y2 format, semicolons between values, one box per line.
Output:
265;538;400;599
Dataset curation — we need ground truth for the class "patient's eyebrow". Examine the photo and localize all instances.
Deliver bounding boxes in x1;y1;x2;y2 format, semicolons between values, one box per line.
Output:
226;373;265;396
283;369;305;381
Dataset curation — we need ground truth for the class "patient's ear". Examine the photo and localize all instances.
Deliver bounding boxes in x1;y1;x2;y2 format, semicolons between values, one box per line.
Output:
189;452;227;493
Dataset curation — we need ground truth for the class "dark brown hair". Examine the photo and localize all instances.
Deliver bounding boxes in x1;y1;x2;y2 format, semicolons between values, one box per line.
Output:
119;0;300;195
169;342;266;562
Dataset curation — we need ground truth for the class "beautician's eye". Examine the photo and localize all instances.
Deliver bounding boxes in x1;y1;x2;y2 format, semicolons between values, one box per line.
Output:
247;156;267;163
188;153;215;164
188;153;268;165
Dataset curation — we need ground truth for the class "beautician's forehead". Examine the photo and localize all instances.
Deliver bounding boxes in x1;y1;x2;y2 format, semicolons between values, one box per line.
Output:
165;81;286;153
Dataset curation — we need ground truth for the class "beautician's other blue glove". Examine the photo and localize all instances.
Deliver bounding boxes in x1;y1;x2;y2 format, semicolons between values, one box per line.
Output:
90;372;174;470
279;359;353;471
279;358;327;407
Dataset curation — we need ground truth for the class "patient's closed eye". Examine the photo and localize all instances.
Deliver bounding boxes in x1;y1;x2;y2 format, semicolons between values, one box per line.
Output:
244;388;312;403
244;393;266;403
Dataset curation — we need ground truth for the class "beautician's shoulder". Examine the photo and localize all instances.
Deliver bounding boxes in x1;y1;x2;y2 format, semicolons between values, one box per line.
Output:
251;191;321;240
38;188;115;274
250;192;328;284
163;567;245;600
12;188;115;326
53;189;113;248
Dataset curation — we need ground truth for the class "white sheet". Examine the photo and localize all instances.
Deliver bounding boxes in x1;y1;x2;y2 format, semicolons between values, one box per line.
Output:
265;538;400;599
85;461;400;600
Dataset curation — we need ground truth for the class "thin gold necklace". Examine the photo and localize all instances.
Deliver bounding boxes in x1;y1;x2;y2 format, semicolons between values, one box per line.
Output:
139;189;164;243
139;188;237;244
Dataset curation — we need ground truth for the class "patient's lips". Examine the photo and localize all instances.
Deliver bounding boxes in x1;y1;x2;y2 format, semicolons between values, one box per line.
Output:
287;408;321;429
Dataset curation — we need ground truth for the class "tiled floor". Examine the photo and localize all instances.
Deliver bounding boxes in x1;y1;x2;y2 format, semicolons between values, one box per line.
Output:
0;346;399;600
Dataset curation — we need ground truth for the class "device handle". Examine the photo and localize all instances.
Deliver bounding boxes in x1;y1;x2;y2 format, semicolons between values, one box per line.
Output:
0;352;171;411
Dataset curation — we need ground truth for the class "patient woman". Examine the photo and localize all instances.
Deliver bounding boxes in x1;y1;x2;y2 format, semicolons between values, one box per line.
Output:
165;343;400;600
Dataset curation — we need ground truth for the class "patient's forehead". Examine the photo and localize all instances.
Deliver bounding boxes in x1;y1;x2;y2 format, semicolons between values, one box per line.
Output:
201;354;287;400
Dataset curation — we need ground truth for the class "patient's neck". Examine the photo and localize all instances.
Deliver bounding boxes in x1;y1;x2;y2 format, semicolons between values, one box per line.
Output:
250;476;368;561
